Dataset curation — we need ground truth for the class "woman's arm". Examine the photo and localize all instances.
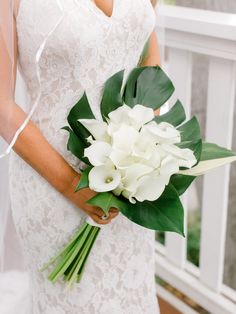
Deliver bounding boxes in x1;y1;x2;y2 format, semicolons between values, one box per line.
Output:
0;4;118;225
139;30;161;68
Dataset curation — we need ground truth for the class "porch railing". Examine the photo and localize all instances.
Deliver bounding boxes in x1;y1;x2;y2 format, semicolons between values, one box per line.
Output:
155;5;236;314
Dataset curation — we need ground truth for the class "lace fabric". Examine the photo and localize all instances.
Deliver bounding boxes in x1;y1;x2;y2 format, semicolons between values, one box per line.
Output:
8;0;160;312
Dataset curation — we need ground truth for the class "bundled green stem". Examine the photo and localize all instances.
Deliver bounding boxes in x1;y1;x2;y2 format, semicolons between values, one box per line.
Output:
40;221;100;287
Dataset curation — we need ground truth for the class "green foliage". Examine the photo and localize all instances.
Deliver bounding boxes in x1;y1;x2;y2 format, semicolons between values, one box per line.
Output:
123;66;175;110
200;142;236;161
170;174;196;195
178;116;201;142
61;126;89;164
88;184;185;235
100;69;125;120
154;99;186;126
187;210;201;267
75;166;92;192
67;92;95;145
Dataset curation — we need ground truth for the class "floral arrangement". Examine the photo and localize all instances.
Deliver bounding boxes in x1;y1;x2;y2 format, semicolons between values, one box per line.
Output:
40;66;236;287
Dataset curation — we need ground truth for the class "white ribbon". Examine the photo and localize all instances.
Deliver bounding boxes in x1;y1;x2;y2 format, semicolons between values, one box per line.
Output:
85;215;109;228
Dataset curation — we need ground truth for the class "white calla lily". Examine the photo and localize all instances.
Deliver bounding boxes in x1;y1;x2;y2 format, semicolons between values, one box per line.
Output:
122;189;137;204
122;163;154;190
178;156;236;176
112;124;139;153
110;149;131;168
110;153;141;169
134;172;169;202
89;163;121;192
107;121;120;136
78;119;110;142
160;155;180;176
108;104;131;124
84;141;112;166
144;121;181;144
161;143;197;168
132;132;156;160
128;104;154;129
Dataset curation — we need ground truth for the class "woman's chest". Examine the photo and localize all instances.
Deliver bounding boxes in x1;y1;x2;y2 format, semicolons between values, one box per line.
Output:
16;0;156;84
16;0;155;50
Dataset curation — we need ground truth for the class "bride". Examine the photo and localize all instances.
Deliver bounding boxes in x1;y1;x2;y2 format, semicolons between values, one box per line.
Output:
0;0;162;313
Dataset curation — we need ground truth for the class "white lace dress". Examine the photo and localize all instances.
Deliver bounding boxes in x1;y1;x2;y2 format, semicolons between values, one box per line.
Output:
9;0;160;313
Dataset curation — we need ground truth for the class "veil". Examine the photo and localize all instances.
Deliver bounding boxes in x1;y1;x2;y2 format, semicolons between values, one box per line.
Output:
0;0;65;272
0;0;166;272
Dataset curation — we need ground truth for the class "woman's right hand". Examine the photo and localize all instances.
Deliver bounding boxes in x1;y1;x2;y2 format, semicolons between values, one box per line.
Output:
63;173;120;225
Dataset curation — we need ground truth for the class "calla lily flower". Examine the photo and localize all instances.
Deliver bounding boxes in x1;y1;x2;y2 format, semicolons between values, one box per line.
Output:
160;155;180;176
132;132;157;160
78;119;110;142
161;143;197;168
108;104;132;125
122;163;154;190
88;163;121;192
111;124;139;153
134;171;170;202
84;141;112;166
128;104;154;130
144;121;181;144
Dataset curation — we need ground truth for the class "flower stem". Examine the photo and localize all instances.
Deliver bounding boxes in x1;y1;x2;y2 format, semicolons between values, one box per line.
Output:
48;224;92;282
39;221;87;272
76;227;100;283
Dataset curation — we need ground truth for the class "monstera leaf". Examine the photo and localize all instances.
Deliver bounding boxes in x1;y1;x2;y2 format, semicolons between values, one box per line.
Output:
123;66;175;109
67;92;95;145
154;99;186;127
86;184;184;235
100;69;125;120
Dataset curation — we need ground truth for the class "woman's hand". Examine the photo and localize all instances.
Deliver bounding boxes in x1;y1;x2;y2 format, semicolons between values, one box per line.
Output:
63;173;120;225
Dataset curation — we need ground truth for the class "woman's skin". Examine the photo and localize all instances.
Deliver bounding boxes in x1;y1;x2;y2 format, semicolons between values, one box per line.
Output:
0;0;161;225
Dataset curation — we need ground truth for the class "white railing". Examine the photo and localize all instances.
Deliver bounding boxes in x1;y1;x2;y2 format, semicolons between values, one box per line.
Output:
155;5;236;314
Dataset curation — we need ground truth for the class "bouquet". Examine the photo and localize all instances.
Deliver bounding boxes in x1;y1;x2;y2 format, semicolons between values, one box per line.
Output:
40;66;236;287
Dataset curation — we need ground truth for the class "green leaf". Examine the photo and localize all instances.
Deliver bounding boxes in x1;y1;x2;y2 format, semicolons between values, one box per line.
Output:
68;92;95;144
120;184;185;236
86;192;124;215
123;66;175;110
178;116;201;142
154;99;186;127
100;69;125;120
170;174;196;196
75;167;92;192
87;186;184;235
122;67;147;107
62;127;89;165
200;142;236;161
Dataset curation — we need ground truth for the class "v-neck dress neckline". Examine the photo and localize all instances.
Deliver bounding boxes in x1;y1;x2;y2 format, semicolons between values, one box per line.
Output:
89;0;117;21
